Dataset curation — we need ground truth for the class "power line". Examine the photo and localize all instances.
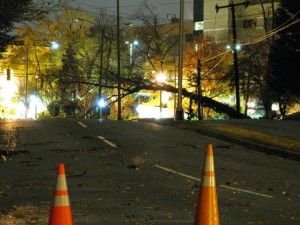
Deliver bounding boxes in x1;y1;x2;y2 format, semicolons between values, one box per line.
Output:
243;16;300;46
216;1;250;114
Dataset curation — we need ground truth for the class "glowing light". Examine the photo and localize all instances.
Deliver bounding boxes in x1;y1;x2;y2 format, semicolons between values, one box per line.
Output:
133;40;139;46
162;92;171;104
15;102;26;119
97;98;107;108
0;70;18;115
30;95;39;104
235;44;241;51
156;72;167;83
1;70;47;119
136;105;173;119
272;103;279;111
226;44;242;51
247;101;256;108
27;95;47;119
0;78;18;105
50;41;60;50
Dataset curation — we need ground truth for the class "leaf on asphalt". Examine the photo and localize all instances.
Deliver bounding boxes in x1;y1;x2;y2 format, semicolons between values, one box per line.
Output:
0;205;47;224
164;212;173;220
127;156;145;170
134;197;141;203
1;155;7;161
127;164;139;170
187;179;195;187
67;170;87;178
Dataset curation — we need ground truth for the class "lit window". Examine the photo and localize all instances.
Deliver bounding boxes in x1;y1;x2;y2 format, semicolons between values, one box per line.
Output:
194;21;204;31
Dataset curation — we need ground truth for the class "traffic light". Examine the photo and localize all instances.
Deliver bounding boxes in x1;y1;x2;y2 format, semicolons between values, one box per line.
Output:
6;69;11;80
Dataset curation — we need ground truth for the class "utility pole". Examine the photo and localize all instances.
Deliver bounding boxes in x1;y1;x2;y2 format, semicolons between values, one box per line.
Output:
216;1;249;114
116;0;122;120
35;74;38;119
175;0;184;120
25;47;29;119
196;58;203;120
98;27;105;119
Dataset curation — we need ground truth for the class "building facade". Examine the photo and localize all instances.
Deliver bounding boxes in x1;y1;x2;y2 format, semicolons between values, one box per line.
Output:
193;0;279;42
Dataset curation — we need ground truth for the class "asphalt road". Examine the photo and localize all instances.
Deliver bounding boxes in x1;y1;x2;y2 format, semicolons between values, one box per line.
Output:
0;119;299;224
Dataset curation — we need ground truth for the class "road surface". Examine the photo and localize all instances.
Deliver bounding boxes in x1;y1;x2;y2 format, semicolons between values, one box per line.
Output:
0;119;299;224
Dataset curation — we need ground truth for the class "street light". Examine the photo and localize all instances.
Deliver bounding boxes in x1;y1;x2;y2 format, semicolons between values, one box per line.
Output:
156;72;167;119
226;44;242;51
50;41;60;50
125;39;138;64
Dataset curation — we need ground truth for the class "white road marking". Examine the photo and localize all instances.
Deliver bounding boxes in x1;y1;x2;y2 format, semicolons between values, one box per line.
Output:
154;164;274;199
155;165;201;181
78;122;87;128
219;185;274;199
103;140;117;148
97;136;117;148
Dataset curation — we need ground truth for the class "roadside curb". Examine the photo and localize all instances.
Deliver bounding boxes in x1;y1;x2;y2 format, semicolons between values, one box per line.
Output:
191;127;300;161
140;119;300;161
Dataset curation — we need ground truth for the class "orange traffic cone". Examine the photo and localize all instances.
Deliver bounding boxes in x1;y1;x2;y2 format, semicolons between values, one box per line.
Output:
48;163;73;225
194;144;220;225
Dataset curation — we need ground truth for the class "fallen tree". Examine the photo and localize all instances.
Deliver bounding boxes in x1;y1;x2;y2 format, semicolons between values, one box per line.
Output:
81;77;250;119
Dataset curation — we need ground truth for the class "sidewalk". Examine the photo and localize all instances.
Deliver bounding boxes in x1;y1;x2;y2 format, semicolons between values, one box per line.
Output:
143;118;300;161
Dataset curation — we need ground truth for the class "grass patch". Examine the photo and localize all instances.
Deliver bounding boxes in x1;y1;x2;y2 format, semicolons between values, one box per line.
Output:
210;125;300;151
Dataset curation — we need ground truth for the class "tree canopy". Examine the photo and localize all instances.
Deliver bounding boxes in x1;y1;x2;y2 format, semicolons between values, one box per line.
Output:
0;0;65;53
268;0;300;116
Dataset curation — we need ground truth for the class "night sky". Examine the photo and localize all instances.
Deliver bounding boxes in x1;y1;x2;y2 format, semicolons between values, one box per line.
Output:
69;0;194;23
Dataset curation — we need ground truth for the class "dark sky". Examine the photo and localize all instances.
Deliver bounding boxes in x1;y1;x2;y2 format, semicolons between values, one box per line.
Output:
69;0;193;24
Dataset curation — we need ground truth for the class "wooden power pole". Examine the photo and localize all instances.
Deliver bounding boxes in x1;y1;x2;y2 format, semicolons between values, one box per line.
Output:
117;0;122;120
216;1;249;114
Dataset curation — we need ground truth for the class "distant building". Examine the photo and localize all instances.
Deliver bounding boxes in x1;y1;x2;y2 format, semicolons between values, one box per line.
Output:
148;0;279;45
193;0;280;42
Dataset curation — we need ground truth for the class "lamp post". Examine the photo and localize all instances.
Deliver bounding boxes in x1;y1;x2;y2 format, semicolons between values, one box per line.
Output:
156;72;167;119
125;40;138;64
34;75;38;118
18;40;60;119
176;0;184;120
117;0;122;120
25;47;29;119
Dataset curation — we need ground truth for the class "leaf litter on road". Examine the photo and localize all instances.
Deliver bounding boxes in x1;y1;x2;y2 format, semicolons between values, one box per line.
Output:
0;205;48;225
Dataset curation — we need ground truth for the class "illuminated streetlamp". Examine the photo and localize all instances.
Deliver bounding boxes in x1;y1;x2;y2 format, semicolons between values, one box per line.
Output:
226;44;242;51
156;72;167;119
97;97;108;120
50;41;60;50
125;40;138;64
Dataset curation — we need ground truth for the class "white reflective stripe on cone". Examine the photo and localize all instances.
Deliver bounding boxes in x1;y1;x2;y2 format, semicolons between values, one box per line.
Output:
201;176;216;187
54;195;70;206
204;156;214;172
56;175;68;190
